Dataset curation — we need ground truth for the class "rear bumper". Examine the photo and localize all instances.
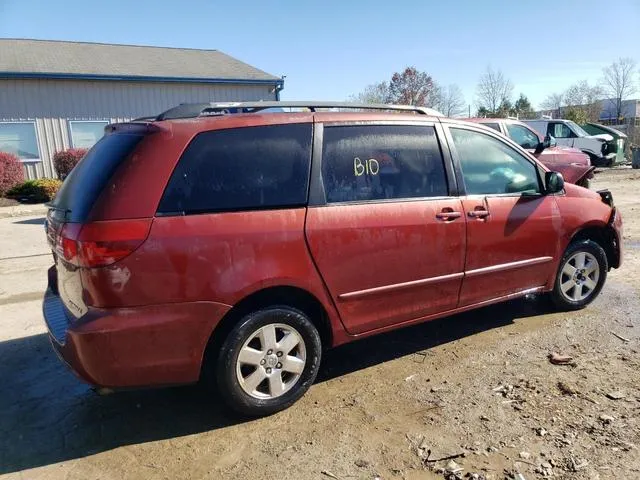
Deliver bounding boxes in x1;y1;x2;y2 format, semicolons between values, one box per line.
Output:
43;283;231;388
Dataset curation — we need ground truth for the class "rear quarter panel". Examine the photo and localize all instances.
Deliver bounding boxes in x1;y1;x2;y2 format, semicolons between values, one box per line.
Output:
79;209;347;344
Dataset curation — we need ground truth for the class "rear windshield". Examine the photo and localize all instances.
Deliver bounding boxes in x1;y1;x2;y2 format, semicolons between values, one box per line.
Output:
51;133;143;222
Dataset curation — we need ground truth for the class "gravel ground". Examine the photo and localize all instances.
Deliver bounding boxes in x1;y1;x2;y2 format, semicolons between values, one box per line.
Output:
0;168;639;480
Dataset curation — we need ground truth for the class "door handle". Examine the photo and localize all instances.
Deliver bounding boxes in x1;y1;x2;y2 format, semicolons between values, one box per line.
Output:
436;211;462;220
468;209;490;219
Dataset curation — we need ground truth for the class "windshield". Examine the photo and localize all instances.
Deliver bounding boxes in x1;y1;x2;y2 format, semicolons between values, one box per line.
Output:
565;120;590;137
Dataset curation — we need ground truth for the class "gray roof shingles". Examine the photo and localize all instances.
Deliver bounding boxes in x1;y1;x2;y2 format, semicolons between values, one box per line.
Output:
0;39;279;82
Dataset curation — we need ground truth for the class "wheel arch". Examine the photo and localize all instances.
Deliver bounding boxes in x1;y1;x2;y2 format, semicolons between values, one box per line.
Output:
569;224;620;270
200;285;333;380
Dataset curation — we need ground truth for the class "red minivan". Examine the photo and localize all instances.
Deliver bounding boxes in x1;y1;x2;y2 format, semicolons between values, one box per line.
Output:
43;102;622;416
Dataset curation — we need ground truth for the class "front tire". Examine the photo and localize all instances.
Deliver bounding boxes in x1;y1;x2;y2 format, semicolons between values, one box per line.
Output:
576;177;591;189
215;307;321;416
551;240;607;311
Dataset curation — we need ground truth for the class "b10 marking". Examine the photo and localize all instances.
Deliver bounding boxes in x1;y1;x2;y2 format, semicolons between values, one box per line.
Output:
354;157;380;177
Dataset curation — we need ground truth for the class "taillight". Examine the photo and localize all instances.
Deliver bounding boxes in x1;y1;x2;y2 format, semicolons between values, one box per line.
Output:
56;219;152;268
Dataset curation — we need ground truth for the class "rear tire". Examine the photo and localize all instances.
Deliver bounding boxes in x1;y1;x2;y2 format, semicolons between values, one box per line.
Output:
587;153;608;168
215;306;321;417
551;240;607;311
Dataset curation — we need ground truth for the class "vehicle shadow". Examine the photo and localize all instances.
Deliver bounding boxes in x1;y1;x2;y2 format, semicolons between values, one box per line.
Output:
0;296;552;474
12;217;46;225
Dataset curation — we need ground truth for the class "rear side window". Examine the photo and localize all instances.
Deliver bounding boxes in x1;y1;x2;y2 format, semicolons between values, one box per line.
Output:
322;125;448;203
158;124;312;215
51;133;144;222
483;123;501;132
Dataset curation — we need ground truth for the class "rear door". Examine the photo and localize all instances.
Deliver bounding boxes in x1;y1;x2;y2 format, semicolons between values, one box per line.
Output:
444;124;559;306
305;122;465;334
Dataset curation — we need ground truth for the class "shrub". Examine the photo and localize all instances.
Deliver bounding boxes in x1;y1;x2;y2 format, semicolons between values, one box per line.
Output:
53;148;87;179
7;178;63;203
0;151;25;196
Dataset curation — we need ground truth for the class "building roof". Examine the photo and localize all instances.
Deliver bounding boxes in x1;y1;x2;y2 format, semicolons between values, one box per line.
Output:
0;39;281;84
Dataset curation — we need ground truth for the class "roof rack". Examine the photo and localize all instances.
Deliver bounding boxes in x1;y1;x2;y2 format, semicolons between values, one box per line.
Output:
154;101;443;121
131;115;157;122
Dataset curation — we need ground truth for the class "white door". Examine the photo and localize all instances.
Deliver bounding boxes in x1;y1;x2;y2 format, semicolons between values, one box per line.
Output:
547;122;575;148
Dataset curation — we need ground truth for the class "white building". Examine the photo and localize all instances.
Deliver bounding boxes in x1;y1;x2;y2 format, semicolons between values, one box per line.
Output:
0;39;283;179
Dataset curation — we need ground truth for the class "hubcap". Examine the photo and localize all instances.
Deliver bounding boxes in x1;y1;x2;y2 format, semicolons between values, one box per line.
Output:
236;323;306;399
560;251;600;302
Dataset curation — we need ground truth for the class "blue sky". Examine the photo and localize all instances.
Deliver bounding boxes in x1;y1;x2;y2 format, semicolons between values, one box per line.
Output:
1;0;638;110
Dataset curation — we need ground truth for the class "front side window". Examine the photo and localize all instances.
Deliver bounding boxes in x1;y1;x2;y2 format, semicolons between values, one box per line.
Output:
158;123;312;215
450;127;540;195
322;125;448;203
0;122;40;161
549;122;573;139
69;121;109;148
506;123;540;149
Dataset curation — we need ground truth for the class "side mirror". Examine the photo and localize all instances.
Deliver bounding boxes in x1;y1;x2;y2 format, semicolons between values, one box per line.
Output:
545;171;565;194
535;135;556;155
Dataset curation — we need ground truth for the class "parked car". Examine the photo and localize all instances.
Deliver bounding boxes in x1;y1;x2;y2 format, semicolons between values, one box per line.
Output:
580;123;627;165
43;102;623;416
468;118;594;188
524;119;616;167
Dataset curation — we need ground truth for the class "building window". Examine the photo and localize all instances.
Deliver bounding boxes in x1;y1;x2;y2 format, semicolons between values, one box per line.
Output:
0;121;40;162
69;121;109;149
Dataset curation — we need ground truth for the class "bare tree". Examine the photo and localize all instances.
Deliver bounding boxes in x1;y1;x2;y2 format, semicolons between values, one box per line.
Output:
434;84;466;117
564;80;602;106
540;93;564;113
563;80;603;122
349;82;390;104
602;57;638;120
476;66;513;114
387;66;436;106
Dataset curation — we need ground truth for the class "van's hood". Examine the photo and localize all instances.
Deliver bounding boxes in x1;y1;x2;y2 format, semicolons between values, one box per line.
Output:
589;133;614;142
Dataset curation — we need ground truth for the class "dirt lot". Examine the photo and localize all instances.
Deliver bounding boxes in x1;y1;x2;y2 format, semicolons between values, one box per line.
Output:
1;169;639;480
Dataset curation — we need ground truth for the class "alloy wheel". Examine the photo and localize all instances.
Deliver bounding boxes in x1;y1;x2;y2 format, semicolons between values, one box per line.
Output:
559;251;600;302
235;323;307;399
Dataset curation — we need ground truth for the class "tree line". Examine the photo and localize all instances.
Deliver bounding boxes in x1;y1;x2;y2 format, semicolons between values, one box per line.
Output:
541;57;637;124
350;57;638;123
349;67;467;117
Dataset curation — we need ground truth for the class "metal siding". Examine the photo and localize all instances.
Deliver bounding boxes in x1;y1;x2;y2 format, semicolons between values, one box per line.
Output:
1;78;274;178
0;78;274;119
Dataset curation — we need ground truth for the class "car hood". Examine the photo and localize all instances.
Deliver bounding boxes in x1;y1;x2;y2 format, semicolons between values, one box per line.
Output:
547;162;595;184
589;133;614;142
537;147;591;167
554;145;584;154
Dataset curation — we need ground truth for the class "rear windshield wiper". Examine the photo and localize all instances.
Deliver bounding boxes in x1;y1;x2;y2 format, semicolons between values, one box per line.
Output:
45;203;72;222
